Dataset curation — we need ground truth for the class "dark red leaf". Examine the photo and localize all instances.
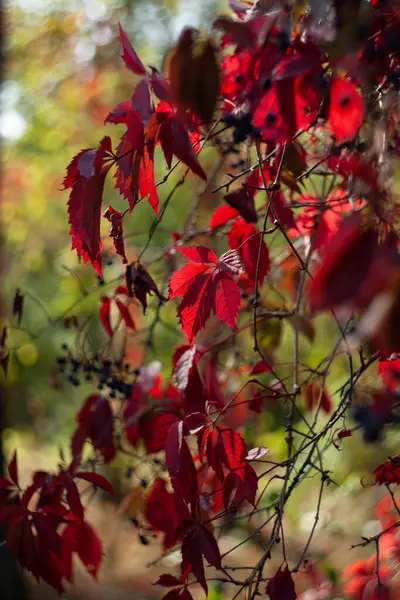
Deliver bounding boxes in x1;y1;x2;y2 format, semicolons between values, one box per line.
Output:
8;451;19;487
33;512;62;557
72;395;115;464
118;23;147;75
12;290;24;326
126;263;166;313
181;524;222;594
205;426;247;482
65;478;84;520
103;205;128;264
165;420;184;476
64;520;102;579
266;565;297;600
170;117;206;180
155;574;182;587
224;188;258;223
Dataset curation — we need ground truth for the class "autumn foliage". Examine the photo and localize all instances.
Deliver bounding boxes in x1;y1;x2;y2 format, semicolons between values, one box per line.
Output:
3;0;400;598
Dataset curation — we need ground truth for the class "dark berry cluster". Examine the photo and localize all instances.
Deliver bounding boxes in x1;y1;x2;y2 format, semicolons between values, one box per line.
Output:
55;345;133;397
222;110;257;143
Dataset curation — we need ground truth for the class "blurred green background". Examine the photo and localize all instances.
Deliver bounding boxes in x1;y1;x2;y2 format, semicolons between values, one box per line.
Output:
3;1;400;597
2;0;222;447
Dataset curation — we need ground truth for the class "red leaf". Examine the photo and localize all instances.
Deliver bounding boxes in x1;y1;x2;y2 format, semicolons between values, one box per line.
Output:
64;520;102;579
140;412;180;454
75;472;115;494
103;205;128;264
118;23;146;75
209;205;239;230
304;381;332;414
266;565;297;600
104;100;130;124
126;107;145;156
171;437;199;506
378;358;400;391
115;299;136;330
169;246;242;342
114;132;141;211
63;136;112;276
328;77;364;143
223;463;258;508
100;296;113;336
295;71;322;130
308;213;399;313
205;426;247;482
139;145;159;214
228;218;270;287
77;520;102;578
8;451;19;487
253;86;287;143
337;428;352;439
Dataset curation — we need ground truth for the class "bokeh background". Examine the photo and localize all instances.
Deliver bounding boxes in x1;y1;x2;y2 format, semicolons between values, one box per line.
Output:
2;1;400;598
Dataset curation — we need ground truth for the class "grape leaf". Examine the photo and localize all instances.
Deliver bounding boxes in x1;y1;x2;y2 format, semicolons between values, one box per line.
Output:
266;565;297;600
169;246;244;342
63;136;113;276
118;23;147;76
